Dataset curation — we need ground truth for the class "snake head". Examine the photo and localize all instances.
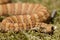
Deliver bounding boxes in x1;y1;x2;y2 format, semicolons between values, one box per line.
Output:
39;23;57;34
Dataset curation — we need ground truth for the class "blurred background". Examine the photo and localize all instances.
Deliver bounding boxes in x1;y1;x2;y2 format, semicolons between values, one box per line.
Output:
0;0;60;40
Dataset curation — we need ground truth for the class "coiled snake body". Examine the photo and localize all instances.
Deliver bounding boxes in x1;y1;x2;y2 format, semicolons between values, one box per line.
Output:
0;3;55;33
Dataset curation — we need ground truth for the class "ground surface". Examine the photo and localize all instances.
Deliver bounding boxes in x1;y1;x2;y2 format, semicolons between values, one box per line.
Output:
0;0;60;40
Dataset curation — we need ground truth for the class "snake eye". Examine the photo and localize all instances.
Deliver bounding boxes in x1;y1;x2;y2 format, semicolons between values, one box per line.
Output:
50;26;54;33
52;25;57;31
51;26;54;31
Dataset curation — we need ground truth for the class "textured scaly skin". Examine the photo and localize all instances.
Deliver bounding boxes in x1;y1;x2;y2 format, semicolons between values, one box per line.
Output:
0;3;50;19
0;3;53;33
1;15;53;33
